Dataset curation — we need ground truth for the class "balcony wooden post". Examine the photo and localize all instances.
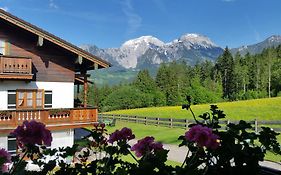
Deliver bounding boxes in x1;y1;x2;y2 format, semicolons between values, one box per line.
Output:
0;57;2;73
83;73;88;107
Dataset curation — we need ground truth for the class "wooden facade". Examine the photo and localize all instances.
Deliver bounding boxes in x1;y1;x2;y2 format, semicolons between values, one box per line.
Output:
0;8;111;133
0;56;33;80
0;107;98;134
0;20;75;82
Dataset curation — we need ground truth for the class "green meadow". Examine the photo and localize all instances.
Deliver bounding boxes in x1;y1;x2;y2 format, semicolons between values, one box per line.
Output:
105;97;281;121
106;121;281;162
104;97;281;162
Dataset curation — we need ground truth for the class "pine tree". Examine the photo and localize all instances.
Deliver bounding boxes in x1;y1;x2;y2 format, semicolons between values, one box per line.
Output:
216;47;236;100
133;69;156;93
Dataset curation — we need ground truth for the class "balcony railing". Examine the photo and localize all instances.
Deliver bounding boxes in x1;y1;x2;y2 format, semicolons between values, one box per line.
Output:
0;56;33;80
0;108;97;133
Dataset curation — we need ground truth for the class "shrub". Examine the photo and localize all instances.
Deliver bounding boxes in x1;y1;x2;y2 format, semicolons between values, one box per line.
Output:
1;99;280;174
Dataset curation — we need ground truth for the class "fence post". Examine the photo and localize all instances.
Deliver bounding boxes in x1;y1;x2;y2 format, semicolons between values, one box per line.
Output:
145;117;147;125
156;117;159;126
185;119;188;129
254;119;258;133
170;118;173;128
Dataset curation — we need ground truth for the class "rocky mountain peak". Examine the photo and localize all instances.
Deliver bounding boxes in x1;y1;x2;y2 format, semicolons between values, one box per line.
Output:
121;36;164;49
266;35;281;43
171;33;217;48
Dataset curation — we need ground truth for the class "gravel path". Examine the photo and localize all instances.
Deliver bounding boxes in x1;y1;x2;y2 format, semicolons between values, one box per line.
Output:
128;139;281;171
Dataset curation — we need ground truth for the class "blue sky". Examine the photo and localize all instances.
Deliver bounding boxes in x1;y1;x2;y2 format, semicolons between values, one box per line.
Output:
1;0;281;49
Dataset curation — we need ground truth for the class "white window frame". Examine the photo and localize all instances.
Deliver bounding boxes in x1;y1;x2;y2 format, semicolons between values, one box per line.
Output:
44;90;52;108
7;90;16;109
0;39;5;55
7;136;17;155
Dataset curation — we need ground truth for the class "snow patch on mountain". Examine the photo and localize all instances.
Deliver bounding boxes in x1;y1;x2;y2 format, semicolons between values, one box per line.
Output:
84;33;223;69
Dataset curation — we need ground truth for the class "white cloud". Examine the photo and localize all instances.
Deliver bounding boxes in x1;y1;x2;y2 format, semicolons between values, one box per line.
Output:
49;0;58;9
121;0;142;35
0;6;9;11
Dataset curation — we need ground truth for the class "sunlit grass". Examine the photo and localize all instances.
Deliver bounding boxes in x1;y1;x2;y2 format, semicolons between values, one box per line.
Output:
105;97;281;121
106;121;281;163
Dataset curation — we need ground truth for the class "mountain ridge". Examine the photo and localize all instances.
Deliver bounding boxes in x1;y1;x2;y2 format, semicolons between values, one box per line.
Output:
81;33;224;69
82;34;281;86
82;34;281;70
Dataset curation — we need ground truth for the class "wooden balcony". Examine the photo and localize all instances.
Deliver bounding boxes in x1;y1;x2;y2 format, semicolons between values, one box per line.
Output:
0;108;98;134
0;55;33;80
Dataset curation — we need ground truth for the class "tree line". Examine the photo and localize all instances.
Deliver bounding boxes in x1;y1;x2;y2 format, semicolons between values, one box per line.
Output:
86;45;281;112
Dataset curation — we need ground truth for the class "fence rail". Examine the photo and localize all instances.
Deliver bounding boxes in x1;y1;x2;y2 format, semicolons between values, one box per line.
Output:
99;114;281;132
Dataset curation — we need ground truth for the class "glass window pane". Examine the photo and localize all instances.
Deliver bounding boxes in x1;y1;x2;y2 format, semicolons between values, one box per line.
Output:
27;92;32;98
37;91;42;98
45;93;52;104
18;92;24;99
0;40;4;55
8;94;16;104
8;139;17;151
27;99;32;107
36;99;42;106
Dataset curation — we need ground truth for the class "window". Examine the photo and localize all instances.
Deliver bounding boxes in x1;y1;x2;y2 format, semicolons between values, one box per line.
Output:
8;90;16;109
7;135;17;155
44;90;52;108
0;40;5;55
7;89;52;109
16;89;44;109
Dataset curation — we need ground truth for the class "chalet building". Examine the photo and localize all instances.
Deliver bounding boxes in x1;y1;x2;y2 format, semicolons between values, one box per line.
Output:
0;9;110;154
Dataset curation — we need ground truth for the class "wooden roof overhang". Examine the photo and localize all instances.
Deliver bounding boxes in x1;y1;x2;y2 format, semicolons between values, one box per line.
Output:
75;77;93;85
0;9;111;72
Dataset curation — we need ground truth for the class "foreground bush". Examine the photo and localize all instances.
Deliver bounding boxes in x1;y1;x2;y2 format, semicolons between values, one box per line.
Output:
0;97;280;174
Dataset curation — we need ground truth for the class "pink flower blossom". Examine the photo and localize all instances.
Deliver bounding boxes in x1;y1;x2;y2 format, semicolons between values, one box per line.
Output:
11;120;52;148
108;127;135;144
0;148;11;173
131;136;163;157
1;164;9;173
185;125;220;150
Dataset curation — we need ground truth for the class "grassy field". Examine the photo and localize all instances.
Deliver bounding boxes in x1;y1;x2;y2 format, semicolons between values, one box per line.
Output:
105;97;281;121
106;121;281;162
103;97;281;162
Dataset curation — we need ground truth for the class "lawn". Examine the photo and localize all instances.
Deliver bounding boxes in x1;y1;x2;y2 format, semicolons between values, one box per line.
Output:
105;97;281;121
106;121;281;163
103;97;281;162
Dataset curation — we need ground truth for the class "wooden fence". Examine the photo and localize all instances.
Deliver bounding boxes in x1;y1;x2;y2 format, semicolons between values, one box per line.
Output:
99;114;281;132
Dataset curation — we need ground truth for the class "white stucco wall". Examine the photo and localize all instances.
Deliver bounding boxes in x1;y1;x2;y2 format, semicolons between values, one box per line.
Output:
0;129;74;151
0;81;74;110
0;134;8;149
51;129;74;149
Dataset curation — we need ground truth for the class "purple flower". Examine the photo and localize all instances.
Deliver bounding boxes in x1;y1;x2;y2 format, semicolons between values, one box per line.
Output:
185;125;220;150
11;120;52;148
0;148;11;173
108;127;135;144
108;127;135;143
131;136;163;157
0;148;11;163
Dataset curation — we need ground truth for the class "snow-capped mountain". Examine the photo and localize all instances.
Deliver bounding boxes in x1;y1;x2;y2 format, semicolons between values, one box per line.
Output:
82;33;224;69
231;35;281;55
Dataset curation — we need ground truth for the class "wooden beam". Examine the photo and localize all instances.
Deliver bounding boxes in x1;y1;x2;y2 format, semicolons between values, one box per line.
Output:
37;35;44;46
76;55;83;65
83;74;88;107
94;62;99;70
75;74;90;78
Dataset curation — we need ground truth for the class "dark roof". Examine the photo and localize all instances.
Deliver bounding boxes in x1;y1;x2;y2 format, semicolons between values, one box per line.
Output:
0;9;111;68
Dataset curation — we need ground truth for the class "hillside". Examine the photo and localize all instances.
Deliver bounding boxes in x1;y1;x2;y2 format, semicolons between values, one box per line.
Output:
86;34;281;86
105;97;281;121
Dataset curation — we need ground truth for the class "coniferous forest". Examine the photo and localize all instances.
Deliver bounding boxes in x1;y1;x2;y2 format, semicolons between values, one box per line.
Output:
86;45;281;112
